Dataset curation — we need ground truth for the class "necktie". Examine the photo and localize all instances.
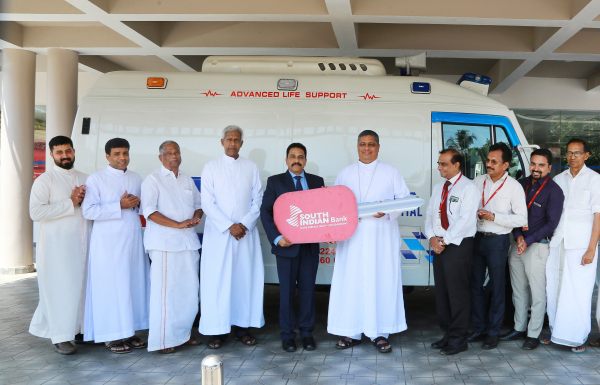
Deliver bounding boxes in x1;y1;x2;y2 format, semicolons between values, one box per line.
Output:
294;175;303;191
441;180;451;230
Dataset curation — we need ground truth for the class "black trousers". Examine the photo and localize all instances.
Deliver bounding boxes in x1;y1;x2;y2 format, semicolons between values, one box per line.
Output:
276;244;319;340
433;237;473;349
470;233;511;336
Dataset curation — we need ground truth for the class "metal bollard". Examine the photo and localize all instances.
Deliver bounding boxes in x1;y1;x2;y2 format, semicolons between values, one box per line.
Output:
201;355;224;385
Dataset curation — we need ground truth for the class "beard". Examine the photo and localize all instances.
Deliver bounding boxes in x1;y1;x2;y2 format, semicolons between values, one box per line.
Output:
54;156;75;170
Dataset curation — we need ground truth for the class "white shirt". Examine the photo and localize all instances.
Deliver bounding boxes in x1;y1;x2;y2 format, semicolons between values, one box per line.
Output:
473;172;527;234
141;166;202;252
425;172;480;246
551;165;600;249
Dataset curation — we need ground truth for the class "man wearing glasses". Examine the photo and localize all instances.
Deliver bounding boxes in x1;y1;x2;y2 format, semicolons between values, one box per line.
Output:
546;138;600;354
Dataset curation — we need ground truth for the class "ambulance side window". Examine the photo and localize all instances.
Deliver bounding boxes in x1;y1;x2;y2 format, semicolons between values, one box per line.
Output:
494;126;524;180
442;123;491;179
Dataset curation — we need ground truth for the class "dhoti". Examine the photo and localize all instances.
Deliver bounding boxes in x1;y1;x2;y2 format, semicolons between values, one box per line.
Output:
147;250;200;352
546;242;597;347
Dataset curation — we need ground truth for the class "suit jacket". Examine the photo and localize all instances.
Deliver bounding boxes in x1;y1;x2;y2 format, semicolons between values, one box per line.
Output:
260;171;325;258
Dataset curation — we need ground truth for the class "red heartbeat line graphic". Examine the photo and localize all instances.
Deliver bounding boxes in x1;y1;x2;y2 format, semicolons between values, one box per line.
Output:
200;90;222;97
358;93;381;100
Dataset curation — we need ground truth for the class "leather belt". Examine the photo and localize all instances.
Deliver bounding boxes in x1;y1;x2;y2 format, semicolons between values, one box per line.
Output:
476;231;502;237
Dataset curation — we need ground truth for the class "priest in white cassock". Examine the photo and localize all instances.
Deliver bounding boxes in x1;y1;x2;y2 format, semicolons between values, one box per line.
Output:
29;136;91;355
81;138;150;354
141;140;203;354
199;125;264;349
328;130;410;353
546;138;600;354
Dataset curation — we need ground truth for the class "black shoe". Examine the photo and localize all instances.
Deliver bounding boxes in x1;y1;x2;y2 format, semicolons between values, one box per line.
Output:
482;335;499;350
282;339;296;352
499;329;527;341
523;337;540;350
302;337;316;351
466;331;487;342
440;344;468;355
431;339;447;349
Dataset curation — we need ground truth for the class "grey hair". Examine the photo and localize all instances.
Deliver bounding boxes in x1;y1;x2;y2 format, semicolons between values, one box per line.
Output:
222;125;244;141
357;130;379;145
159;140;180;155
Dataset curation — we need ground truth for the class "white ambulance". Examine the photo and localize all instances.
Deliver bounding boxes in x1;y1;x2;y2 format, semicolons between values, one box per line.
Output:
70;56;532;287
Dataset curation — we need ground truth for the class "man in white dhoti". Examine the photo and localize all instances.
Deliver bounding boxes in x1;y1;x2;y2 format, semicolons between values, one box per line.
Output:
29;136;92;355
82;138;150;354
199;125;264;349
545;138;600;354
141;141;203;353
328;130;410;353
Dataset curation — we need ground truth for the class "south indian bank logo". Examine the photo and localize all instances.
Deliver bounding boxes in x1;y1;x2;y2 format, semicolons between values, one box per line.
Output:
286;205;348;229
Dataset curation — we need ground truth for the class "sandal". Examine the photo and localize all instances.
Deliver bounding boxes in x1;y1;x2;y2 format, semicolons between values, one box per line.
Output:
185;337;202;346
207;337;225;349
541;335;552;345
157;347;176;354
589;338;600;348
105;342;131;354
572;345;586;354
373;336;392;353
335;338;361;350
124;336;147;349
235;334;258;346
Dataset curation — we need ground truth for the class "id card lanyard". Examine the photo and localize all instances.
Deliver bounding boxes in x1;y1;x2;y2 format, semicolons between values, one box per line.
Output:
522;176;549;231
479;175;507;226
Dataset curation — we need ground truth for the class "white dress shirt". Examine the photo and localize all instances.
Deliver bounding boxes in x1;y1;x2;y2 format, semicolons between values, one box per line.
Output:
141;165;202;252
425;172;480;246
473;172;527;234
551;165;600;249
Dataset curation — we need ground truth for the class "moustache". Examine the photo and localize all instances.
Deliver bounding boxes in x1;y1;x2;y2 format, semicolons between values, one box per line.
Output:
61;158;71;162
487;167;494;170
292;163;301;167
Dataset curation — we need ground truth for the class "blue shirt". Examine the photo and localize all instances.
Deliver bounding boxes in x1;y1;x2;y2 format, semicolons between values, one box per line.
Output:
274;171;308;245
512;175;564;246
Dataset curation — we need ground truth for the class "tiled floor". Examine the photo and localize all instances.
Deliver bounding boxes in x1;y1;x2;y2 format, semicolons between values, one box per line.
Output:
1;275;599;385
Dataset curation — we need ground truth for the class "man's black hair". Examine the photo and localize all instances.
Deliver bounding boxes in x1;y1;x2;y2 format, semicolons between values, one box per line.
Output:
49;136;73;152
440;148;463;166
489;142;512;164
286;142;307;157
357;130;379;145
530;148;553;165
105;138;130;155
566;138;589;153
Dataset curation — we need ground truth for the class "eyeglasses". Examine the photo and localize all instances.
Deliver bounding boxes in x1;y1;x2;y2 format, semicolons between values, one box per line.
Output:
565;151;586;158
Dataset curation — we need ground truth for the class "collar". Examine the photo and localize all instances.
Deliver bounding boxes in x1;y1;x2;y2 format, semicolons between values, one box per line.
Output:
223;154;240;163
53;165;76;175
288;170;305;180
447;172;461;184
106;165;127;176
358;159;379;169
567;164;589;179
485;171;508;184
529;175;549;187
160;165;178;178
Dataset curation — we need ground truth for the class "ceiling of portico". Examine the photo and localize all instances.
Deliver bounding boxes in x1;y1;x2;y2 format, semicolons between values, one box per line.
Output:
1;0;600;92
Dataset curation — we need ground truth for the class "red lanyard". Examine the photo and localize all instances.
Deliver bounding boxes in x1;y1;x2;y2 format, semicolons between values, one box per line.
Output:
525;176;549;210
439;172;462;211
482;176;507;208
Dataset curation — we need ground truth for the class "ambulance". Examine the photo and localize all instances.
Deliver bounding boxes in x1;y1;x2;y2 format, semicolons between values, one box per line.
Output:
70;56;533;287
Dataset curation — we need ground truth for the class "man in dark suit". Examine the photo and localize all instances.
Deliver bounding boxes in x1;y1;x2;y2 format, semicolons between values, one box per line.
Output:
260;143;325;352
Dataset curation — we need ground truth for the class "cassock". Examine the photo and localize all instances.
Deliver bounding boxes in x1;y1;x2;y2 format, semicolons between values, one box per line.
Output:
199;154;264;336
29;167;92;344
547;165;600;347
81;166;150;343
141;166;202;351
328;160;410;340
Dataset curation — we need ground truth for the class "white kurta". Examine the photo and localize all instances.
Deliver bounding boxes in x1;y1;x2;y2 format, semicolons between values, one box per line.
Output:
29;167;92;344
547;166;600;347
199;154;264;335
141;166;202;351
81;166;150;343
328;160;410;339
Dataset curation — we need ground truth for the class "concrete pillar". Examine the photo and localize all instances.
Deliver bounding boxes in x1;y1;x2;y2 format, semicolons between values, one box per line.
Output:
0;49;36;274
45;48;79;169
